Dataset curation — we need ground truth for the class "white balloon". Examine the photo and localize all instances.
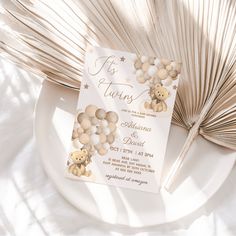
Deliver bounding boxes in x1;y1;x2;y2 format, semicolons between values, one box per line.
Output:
90;126;97;134
148;66;157;77
73;139;81;148
136;69;143;77
90;134;100;145
101;120;108;127
154;58;160;66
103;127;110;135
103;143;110;150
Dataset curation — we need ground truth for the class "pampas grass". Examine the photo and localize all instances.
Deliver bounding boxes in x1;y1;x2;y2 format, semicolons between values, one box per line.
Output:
0;0;236;190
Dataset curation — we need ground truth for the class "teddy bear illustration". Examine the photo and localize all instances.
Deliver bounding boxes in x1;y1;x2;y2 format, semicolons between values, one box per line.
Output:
68;149;91;177
144;83;169;112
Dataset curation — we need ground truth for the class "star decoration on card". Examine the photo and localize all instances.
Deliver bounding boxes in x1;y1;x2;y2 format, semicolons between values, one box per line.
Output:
84;84;89;89
120;56;125;62
173;85;178;90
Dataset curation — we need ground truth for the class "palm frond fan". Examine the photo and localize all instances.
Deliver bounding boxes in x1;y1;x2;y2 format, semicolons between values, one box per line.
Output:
0;0;236;190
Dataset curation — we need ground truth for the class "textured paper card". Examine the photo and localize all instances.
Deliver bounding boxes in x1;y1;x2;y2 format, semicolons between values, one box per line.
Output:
66;47;181;193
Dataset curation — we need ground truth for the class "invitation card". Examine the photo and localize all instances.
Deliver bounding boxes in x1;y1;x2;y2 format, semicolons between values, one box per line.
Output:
66;47;181;193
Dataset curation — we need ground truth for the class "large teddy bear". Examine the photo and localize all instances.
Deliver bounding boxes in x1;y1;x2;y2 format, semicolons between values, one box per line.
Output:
145;83;169;112
68;149;91;177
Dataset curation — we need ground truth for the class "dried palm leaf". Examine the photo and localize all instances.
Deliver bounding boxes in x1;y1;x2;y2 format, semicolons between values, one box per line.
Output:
0;0;235;190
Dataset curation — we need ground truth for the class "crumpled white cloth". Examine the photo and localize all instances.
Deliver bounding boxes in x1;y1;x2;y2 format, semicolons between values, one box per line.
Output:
0;57;236;236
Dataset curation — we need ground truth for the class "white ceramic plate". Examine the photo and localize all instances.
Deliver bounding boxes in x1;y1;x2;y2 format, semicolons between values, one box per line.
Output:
35;80;235;227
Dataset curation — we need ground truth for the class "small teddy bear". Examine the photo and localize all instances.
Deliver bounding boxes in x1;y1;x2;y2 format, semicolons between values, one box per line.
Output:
145;83;169;112
68;149;91;177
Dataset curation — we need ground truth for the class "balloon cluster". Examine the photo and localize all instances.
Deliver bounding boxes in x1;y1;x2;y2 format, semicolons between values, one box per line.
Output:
133;56;181;86
72;105;119;156
133;55;181;112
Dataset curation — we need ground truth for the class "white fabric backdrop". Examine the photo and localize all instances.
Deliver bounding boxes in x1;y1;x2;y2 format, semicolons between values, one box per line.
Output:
0;57;236;236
